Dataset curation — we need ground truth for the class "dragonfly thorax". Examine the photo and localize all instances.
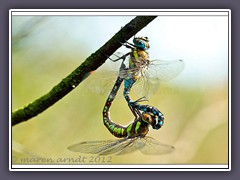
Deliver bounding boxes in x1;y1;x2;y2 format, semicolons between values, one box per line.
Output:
126;119;149;138
130;49;149;67
128;48;150;82
142;112;160;128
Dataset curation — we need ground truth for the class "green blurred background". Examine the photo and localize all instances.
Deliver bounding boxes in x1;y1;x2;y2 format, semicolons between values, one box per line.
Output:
11;15;228;165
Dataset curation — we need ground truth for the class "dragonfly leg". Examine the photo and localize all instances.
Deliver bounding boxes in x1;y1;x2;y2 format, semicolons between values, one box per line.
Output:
128;96;148;118
128;103;141;119
117;37;136;48
108;52;131;62
134;96;149;103
124;41;137;49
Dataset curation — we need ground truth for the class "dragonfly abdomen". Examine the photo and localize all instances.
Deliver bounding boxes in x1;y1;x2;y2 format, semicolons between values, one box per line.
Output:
103;76;128;138
103;115;150;138
103;116;127;138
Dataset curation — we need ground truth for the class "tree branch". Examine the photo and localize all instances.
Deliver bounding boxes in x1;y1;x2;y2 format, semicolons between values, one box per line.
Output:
12;16;157;126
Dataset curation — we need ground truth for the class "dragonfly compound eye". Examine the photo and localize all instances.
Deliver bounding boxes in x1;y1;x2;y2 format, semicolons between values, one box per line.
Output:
133;37;150;50
152;115;164;130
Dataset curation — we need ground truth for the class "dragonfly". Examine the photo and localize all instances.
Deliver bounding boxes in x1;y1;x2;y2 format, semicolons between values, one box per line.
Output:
68;64;173;155
112;37;184;113
85;36;184;113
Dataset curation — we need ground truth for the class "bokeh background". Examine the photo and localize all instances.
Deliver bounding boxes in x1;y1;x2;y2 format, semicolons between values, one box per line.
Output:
11;13;229;165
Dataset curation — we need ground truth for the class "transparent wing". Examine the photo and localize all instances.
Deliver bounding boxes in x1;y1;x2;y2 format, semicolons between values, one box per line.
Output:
99;138;135;155
82;70;122;97
146;59;185;81
68;139;126;155
139;136;174;155
82;52;129;99
131;59;185;97
84;69;147;99
68;137;174;156
131;71;159;98
116;137;144;155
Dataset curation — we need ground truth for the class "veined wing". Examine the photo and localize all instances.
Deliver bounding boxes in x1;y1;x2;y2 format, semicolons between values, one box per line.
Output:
116;137;145;155
130;59;185;97
102;136;174;155
82;69;121;97
146;59;185;81
99;138;136;155
82;52;129;98
68;139;127;155
138;136;174;155
83;69;145;99
68;137;174;155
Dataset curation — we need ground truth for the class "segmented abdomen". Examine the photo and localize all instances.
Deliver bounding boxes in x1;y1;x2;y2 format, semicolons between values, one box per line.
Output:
102;76;128;138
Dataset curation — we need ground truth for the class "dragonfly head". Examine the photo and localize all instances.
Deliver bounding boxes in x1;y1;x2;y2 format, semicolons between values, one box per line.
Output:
152;115;164;130
133;36;150;50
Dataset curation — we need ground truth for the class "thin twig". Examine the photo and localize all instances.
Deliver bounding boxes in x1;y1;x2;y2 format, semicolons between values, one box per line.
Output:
12;16;157;126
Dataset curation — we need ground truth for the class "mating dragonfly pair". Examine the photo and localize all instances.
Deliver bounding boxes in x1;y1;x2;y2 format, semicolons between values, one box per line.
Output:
68;36;184;155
